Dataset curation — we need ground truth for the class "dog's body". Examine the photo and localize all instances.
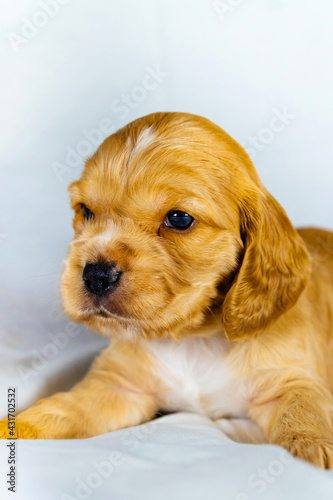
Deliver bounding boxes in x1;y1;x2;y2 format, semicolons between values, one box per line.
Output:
2;112;333;468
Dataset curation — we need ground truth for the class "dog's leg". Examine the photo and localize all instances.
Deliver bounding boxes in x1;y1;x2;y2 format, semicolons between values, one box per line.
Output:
0;342;157;439
250;372;333;468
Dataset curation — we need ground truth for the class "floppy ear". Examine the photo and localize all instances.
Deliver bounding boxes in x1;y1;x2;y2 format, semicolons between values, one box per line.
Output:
221;187;311;341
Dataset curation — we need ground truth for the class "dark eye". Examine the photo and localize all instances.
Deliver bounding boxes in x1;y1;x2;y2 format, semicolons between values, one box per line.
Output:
81;204;94;220
165;211;194;230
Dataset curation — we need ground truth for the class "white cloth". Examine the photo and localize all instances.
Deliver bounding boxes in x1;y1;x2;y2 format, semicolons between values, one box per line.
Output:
1;412;333;500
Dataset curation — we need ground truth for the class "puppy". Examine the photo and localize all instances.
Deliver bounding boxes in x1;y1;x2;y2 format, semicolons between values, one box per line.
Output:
2;112;333;468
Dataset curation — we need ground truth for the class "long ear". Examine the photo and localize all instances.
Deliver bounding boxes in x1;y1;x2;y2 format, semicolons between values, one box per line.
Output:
222;188;311;341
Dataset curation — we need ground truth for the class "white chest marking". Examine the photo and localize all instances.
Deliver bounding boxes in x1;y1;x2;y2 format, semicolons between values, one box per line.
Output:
144;335;249;419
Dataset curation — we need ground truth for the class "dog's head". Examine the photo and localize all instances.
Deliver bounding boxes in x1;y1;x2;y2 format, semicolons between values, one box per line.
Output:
61;112;310;341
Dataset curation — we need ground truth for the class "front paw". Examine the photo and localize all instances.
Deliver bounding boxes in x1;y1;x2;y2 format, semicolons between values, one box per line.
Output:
279;437;333;469
0;420;39;439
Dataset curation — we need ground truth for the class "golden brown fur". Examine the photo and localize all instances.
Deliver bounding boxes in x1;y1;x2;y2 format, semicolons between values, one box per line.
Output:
1;112;333;468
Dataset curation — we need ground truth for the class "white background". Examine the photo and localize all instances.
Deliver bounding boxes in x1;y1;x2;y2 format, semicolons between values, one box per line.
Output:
0;0;333;414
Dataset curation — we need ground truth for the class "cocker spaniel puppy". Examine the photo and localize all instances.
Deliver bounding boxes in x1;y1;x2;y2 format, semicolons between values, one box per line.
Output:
2;112;333;468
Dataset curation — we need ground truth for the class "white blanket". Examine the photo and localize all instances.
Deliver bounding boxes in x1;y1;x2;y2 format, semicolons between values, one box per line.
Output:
1;412;333;500
1;323;333;500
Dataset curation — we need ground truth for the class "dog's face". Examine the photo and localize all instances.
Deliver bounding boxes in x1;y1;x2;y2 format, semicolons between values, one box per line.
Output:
61;112;310;341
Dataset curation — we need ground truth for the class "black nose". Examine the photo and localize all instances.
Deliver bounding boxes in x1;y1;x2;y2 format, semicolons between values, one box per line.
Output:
82;263;121;296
